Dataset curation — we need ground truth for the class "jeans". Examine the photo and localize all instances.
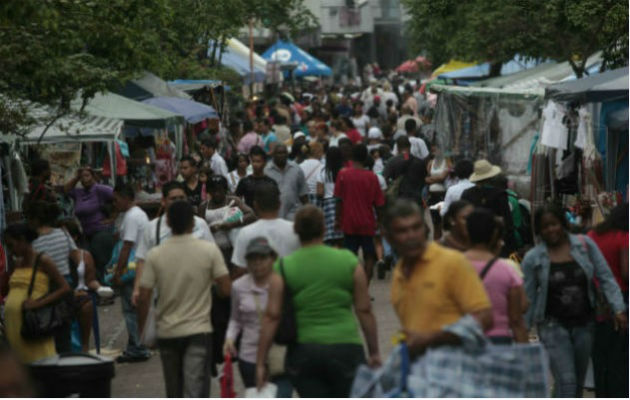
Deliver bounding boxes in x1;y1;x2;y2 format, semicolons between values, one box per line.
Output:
120;281;149;358
489;336;513;345
286;343;366;398
158;333;212;398
592;318;629;398
238;360;293;397
538;320;594;398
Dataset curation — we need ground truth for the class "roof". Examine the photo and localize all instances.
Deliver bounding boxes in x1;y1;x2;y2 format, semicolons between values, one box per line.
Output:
430;84;544;99
117;71;191;101
545;66;629;103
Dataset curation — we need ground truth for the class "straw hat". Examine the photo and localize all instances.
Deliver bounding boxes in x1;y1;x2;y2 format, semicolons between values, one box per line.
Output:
469;159;502;183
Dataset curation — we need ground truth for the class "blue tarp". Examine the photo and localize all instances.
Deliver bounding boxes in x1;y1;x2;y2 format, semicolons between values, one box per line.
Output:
142;97;218;124
262;40;332;78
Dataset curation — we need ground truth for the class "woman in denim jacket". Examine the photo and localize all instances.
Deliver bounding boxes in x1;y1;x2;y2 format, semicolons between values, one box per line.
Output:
522;204;627;397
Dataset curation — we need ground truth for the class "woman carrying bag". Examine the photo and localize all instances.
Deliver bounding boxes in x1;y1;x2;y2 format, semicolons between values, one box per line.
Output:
3;223;71;363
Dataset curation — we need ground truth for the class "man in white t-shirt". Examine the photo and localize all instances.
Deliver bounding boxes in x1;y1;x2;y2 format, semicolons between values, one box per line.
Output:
113;183;151;363
132;181;214;305
201;138;228;178
231;181;300;269
393;118;429;160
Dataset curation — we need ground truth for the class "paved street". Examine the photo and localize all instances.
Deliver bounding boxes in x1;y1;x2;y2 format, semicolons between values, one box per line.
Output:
96;274;400;397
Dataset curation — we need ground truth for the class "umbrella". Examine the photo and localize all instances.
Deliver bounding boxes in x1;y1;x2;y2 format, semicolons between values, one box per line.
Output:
396;60;419;74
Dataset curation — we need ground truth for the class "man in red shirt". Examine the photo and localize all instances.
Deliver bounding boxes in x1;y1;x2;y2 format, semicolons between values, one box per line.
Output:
334;144;385;282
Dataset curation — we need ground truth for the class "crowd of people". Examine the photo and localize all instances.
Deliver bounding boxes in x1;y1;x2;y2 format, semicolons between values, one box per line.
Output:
0;78;627;398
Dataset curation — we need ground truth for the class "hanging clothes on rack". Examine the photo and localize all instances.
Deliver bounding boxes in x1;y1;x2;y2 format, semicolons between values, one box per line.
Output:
540;101;568;150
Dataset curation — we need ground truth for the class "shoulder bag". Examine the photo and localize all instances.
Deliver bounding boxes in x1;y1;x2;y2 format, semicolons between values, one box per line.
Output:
21;253;74;340
479;257;499;280
274;258;297;345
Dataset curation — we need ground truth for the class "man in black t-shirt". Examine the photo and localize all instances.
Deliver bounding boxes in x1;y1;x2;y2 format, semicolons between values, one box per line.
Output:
383;136;427;205
179;156;203;210
234;146;278;210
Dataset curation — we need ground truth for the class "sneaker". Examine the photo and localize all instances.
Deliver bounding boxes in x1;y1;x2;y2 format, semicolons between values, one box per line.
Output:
116;353;151;363
97;286;114;299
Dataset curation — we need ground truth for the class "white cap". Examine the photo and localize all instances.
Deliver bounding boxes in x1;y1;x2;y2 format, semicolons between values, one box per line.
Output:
368;127;383;140
293;131;305;140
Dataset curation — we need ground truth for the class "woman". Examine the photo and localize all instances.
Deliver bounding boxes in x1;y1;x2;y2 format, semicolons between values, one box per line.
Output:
425;143;452;240
3;223;71;363
464;209;528;344
587;203;628;398
226;153;250;194
316;147;344;246
60;219;114;352
256;206;380;397
64;167;115;282
299;142;324;207
341;117;363;144
439;200;473;252
224;237;292;397
522;204;627;397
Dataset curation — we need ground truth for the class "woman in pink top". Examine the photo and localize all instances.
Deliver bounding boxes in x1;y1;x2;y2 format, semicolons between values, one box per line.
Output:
464;208;528;344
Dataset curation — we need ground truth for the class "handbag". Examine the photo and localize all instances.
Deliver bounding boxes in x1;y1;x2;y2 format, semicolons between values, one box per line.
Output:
274;258;297;345
21;253;74;340
253;292;287;377
577;235;612;318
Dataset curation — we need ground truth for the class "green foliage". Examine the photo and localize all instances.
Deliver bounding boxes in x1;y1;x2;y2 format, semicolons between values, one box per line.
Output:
402;0;628;77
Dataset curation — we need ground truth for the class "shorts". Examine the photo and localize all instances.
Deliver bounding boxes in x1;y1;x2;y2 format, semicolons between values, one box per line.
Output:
344;235;376;257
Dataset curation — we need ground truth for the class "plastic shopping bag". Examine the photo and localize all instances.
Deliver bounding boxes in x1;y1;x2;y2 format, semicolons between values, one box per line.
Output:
245;383;277;398
220;354;236;398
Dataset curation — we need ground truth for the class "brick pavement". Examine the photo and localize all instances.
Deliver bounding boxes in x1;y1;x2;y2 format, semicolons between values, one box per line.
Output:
98;275;400;397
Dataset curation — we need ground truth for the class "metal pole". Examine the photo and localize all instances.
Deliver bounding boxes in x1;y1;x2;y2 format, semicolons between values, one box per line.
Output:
249;19;255;95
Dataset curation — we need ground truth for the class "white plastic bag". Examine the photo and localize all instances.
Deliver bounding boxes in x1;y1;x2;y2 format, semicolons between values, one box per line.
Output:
244;383;277;398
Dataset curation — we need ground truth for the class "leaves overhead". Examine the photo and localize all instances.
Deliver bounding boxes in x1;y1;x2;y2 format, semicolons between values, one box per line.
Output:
402;0;628;77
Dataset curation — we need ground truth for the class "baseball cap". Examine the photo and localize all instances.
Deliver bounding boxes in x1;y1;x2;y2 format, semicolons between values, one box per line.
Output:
245;237;275;258
368;127;383;140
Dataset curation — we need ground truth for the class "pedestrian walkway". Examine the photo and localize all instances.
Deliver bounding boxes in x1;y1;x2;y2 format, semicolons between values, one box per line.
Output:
99;277;400;397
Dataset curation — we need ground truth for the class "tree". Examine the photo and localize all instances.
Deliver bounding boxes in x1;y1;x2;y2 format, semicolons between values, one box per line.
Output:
402;0;628;77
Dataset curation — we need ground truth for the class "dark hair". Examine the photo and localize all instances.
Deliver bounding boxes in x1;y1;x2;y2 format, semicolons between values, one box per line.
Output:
533;203;568;235
114;183;135;201
31;159;50;177
404;118;417;133
454;160;474;180
325;146;344;182
493;174;508;190
4;223;38;243
594;203;629;234
243;120;254;132
466;208;500;245
396;135;411;150
254;181;280;212
384;199;423;231
161;181;185;198
25;200;60;227
294;205;325;242
207;175;228;191
180;155;197;168
201;138;217;149
249;145;266;159
236;153;250;165
352;144;368;164
167;201;194;235
331;119;345;131
364;155;375;170
443;200;472;231
342;116;355;129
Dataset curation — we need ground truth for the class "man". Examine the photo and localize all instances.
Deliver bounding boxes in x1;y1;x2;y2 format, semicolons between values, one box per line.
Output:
112;183;151;363
402;88;419;117
200;138;228;178
440;160;475;217
132;181;214;304
392;119;429;160
179;156;203;210
264;144;308;221
23;158;57;208
235;146;278;209
396;105;422;133
384;199;493;357
137;201;231;397
272;115;292;144
237;120;263;155
335;144;385;281
257;118;278;154
384;136;427;205
461;159;517;256
367;95;387;125
335;96;353;118
231;181;300;269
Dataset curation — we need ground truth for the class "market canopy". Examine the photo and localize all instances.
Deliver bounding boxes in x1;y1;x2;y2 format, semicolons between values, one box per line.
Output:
437;57;544;82
545;66;629;103
117;72;191;101
262;40;332;77
211;39;267;84
168;79;224;93
431;60;477;78
142;97;218;124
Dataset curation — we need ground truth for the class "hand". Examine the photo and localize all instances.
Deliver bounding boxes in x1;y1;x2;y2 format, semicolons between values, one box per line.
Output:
112;271;122;287
403;330;435;357
131;287;140;306
223;339;236;357
22;298;40;310
614;312;628;332
255;362;268;392
367;353;382;368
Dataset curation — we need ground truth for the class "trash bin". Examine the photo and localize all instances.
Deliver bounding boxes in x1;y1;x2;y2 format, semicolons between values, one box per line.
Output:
28;353;115;397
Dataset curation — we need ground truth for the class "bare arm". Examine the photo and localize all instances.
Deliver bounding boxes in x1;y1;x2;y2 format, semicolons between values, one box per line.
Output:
316;182;324;197
24;255;71;309
114;241;134;286
215;274;231;298
81;250;100;291
137;287;152;337
63;173;80;194
471;308;493;332
352;264;380;366
507;287;529;343
256;273;284;390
